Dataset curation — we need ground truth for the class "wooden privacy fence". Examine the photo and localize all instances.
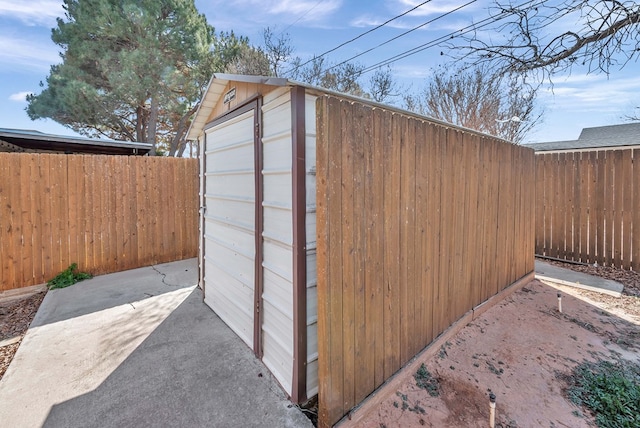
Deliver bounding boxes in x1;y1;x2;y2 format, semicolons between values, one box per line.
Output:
316;96;535;427
0;153;198;292
535;148;639;270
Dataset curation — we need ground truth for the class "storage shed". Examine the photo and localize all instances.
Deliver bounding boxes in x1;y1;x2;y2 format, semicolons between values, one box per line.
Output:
187;73;535;427
187;74;320;403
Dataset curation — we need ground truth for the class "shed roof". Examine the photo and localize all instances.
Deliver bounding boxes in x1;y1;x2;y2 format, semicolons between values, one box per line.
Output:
0;128;152;155
187;74;289;141
526;122;640;152
187;73;518;144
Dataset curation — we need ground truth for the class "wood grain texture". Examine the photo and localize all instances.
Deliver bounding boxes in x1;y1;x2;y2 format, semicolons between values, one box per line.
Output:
535;148;639;270
316;96;535;427
0;154;198;292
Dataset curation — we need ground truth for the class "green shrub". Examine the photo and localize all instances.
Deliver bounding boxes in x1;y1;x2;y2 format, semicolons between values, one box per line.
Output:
47;263;92;290
567;359;640;428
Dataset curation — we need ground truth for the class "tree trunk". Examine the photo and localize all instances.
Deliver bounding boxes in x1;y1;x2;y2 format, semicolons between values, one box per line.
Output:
147;97;159;156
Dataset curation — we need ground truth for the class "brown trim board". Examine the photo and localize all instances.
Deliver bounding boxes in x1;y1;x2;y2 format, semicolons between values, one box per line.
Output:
291;85;308;403
199;132;207;296
253;97;264;359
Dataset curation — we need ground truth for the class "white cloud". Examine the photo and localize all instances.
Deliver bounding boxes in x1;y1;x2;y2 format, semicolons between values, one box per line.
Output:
0;36;61;71
264;0;342;19
542;74;640;112
394;0;485;17
9;91;32;102
218;0;342;22
0;1;64;26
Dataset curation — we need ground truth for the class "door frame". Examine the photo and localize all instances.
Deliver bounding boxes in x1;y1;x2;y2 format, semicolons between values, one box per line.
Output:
202;95;264;358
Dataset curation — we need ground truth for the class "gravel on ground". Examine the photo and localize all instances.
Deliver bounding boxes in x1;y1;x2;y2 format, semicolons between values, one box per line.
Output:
0;291;46;380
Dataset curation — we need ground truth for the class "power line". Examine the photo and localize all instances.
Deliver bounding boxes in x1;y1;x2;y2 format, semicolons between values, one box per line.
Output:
284;0;436;75
357;0;548;75
278;0;324;36
323;0;478;75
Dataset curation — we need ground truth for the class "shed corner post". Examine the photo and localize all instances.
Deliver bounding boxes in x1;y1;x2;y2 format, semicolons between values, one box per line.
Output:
291;85;308;403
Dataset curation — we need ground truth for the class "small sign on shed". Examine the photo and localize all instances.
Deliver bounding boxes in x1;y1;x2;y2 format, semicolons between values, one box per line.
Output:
223;87;236;104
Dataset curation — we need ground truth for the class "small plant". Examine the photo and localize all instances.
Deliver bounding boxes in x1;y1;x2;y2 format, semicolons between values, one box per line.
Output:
566;360;640;428
414;363;440;397
47;263;92;290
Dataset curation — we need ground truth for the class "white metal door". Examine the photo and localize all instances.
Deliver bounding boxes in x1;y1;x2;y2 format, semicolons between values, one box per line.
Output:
202;105;257;348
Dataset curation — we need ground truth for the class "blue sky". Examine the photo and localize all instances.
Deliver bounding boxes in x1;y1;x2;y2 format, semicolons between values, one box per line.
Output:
1;0;639;143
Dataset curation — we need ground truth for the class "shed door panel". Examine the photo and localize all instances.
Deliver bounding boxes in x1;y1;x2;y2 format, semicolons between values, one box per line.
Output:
203;108;256;349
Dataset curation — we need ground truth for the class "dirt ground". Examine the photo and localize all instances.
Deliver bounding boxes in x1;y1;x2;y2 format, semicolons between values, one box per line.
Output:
352;267;639;427
0;291;46;380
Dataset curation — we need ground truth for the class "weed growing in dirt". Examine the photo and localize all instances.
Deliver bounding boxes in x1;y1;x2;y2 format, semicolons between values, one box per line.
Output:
414;363;440;397
47;263;92;290
566;359;640;427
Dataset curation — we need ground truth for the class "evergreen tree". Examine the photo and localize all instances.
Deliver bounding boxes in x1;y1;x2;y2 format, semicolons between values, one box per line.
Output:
27;0;245;155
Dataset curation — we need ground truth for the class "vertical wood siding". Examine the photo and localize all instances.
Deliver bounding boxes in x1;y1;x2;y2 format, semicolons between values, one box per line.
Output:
0;153;198;292
316;96;535;427
535;149;638;270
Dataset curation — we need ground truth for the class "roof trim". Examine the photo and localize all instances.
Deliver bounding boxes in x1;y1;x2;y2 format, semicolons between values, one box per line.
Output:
532;144;640;154
186;74;289;141
187;74;523;146
0;128;151;150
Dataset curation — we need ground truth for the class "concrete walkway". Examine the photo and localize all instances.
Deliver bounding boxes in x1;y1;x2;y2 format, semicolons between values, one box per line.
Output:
0;259;312;428
535;260;624;297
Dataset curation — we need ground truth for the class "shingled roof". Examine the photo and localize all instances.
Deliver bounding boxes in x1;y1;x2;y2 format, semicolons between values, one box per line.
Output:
526;122;640;152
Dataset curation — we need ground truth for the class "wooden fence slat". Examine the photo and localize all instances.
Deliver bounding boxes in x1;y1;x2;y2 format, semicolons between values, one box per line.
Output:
426;123;441;342
621;150;632;269
352;102;369;404
19;155;33;286
317;96;345;427
612;150;623;267
369;108;385;389
340;100;356;413
414;119;428;348
2;155;17;289
631;149;640;271
383;111;401;377
315;96;332;428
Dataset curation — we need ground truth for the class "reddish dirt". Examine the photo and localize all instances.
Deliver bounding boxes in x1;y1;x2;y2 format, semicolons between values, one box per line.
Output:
352;279;639;428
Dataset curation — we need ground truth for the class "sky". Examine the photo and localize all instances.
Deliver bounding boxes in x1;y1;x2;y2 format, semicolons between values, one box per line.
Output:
1;0;639;144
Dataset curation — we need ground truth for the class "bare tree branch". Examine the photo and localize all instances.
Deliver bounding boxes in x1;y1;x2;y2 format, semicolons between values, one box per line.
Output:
455;0;640;79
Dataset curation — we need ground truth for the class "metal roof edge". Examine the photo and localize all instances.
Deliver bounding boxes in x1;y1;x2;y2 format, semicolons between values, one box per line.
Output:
0;128;151;150
186;74;290;141
187;74;526;147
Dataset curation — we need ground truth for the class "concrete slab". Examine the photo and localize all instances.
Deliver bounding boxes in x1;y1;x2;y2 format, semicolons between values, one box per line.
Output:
535;260;624;297
0;259;312;428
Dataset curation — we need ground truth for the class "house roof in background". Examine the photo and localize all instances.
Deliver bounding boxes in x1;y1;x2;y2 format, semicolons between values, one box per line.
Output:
0;128;152;155
526;122;640;152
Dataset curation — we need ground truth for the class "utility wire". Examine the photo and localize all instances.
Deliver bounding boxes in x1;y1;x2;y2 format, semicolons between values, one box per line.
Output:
323;0;478;74
284;0;436;75
278;0;324;36
357;0;548;75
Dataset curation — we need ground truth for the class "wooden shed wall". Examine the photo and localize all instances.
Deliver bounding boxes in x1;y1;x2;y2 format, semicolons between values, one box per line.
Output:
316;96;535;427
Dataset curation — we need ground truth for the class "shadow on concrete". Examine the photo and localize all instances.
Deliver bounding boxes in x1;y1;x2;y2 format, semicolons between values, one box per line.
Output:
31;259;199;327
41;286;311;428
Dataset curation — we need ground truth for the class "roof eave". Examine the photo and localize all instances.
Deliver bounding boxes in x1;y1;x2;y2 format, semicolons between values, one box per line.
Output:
186;74;290;141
